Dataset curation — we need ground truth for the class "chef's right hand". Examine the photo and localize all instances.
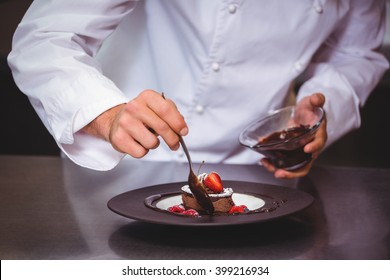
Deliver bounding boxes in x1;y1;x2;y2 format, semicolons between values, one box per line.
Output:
83;90;188;158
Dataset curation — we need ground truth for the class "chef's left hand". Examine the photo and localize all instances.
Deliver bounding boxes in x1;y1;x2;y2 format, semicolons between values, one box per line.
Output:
261;93;327;179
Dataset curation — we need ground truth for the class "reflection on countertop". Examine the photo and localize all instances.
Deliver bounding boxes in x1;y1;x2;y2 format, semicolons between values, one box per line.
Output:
0;155;389;260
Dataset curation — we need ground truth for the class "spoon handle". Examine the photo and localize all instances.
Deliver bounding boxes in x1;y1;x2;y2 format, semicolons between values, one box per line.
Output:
161;92;214;214
179;136;193;170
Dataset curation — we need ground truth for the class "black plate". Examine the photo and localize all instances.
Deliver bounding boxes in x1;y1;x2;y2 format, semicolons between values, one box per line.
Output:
107;180;314;227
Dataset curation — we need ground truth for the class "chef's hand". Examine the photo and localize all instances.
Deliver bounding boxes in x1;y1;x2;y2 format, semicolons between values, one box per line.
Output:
260;93;327;179
82;90;188;158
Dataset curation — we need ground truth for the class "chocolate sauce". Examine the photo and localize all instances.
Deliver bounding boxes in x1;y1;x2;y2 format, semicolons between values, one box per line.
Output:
258;125;310;145
256;125;312;170
249;198;287;213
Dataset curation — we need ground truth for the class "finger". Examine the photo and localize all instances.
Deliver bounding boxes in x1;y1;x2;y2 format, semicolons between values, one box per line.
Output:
165;98;188;135
304;138;324;158
123;95;180;150
109;125;150;158
115;104;163;150
133;127;161;150
109;105;162;154
274;160;313;179
137;111;181;150
304;120;327;157
261;156;311;179
141;91;188;136
260;158;277;172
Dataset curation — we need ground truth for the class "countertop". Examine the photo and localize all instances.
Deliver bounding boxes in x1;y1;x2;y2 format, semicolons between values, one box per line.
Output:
0;155;389;260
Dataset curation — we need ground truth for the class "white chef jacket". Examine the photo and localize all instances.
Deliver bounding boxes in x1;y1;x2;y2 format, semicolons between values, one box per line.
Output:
8;0;389;170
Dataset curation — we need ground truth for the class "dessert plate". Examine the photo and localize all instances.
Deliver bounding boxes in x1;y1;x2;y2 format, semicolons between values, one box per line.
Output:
107;180;314;227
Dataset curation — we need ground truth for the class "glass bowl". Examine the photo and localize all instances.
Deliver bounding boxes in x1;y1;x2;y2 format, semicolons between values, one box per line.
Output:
239;105;325;170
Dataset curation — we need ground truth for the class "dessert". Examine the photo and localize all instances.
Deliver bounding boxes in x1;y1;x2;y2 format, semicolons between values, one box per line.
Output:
182;172;234;214
168;171;249;216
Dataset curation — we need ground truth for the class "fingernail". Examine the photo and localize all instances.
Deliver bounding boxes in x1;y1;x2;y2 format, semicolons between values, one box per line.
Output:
180;127;188;136
173;143;180;151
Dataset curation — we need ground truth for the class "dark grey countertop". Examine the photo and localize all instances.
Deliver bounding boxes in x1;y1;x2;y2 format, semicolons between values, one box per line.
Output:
0;155;389;260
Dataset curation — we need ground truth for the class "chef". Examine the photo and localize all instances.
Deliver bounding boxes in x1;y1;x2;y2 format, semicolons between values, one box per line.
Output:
8;0;388;178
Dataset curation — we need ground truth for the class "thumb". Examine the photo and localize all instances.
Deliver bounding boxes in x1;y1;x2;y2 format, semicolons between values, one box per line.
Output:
310;93;326;107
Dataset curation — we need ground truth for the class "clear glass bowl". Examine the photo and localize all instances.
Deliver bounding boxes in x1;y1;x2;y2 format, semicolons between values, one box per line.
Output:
239;105;325;170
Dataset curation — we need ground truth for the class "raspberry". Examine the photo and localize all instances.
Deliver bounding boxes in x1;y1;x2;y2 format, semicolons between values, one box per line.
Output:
182;209;200;216
229;205;249;214
229;206;244;214
168;205;185;213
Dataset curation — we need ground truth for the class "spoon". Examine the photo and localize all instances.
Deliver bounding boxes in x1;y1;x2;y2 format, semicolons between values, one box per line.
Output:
178;136;215;215
161;93;214;215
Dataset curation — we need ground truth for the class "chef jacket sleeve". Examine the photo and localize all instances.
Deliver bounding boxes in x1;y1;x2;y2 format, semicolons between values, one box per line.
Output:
297;0;389;146
8;0;138;170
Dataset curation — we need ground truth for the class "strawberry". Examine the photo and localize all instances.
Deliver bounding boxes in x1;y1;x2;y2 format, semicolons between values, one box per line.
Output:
203;172;224;193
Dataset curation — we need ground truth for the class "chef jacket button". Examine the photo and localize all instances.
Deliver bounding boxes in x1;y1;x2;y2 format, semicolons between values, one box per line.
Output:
195;104;205;114
294;61;304;72
228;4;237;14
177;150;184;158
313;4;323;14
211;62;220;72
